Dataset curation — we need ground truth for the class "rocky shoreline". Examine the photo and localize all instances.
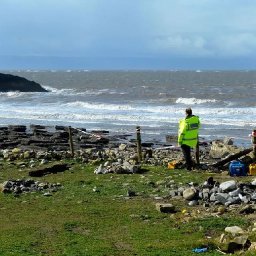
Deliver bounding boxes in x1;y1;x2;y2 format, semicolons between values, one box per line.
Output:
1;124;255;206
0;124;253;170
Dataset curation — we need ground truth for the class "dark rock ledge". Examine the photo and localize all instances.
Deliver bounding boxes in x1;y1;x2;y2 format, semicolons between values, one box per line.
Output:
0;73;47;92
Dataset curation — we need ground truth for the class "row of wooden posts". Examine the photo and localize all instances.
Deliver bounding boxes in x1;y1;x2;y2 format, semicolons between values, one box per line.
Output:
67;126;200;164
68;126;256;165
67;126;143;162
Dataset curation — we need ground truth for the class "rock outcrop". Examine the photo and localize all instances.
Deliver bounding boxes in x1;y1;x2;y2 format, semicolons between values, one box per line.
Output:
0;73;47;92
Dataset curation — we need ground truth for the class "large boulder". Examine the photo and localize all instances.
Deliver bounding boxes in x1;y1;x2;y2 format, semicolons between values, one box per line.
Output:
0;73;47;92
209;140;242;159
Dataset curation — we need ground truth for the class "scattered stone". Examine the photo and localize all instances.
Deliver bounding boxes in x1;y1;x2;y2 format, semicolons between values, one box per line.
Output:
155;203;176;213
233;235;249;245
248;242;256;251
92;187;100;192
40;159;49;165
2;124;256;217
238;194;250;204
216;193;230;205
127;189;136;197
94;164;105;174
225;226;244;235
0;179;61;195
183;187;197;200
218;232;251;254
154;196;163;200
188;200;198;206
169;190;177;197
223;137;234;145
94;161;141;174
203;202;210;208
217;206;226;215
119;144;127;151
12;148;21;154
239;205;255;214
162;176;256;212
229;188;242;197
219;180;237;192
43;192;52;196
209;140;241;159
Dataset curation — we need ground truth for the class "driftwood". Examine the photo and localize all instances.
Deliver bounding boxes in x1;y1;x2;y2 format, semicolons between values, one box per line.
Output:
212;148;253;168
29;163;70;177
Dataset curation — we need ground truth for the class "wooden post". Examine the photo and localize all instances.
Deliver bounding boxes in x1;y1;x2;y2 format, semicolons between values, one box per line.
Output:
136;126;142;163
68;126;74;158
195;142;200;165
252;130;256;161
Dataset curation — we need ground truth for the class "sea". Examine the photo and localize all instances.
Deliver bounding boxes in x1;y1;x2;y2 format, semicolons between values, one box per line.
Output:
1;70;256;146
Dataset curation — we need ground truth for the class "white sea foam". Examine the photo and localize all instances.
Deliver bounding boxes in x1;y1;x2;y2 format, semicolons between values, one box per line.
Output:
41;85;58;92
64;101;135;111
1;89;256;146
0;91;25;98
62;101;182;115
195;107;256;116
176;97;217;105
41;85;75;94
0;102;256;140
41;86;127;96
61;100;256;121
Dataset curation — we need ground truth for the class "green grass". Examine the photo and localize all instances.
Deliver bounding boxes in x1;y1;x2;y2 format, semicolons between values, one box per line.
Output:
0;160;254;255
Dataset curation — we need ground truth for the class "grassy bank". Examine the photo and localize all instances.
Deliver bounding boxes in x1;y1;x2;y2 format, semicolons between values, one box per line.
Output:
0;161;254;255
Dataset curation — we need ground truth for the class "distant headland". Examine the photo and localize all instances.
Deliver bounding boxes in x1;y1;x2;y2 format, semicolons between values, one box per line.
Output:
0;73;48;92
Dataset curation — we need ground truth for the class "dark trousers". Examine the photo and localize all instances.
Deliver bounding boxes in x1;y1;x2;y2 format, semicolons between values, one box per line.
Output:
181;144;192;170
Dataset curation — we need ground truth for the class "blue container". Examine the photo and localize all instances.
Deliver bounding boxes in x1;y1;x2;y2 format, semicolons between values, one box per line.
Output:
229;160;247;176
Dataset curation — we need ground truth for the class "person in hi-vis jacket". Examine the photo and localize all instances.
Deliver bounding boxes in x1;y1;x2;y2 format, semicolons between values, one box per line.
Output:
178;108;200;171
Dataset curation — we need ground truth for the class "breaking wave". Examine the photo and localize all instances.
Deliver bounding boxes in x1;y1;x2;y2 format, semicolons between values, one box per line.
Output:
0;91;25;98
64;101;135;111
41;85;75;94
176;97;217;105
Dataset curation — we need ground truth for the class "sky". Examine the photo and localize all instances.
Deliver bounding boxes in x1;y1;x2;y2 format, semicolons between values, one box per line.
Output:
0;0;256;70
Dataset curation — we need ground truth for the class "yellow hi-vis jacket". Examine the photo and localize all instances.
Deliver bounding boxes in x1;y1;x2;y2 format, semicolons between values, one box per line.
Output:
178;115;200;148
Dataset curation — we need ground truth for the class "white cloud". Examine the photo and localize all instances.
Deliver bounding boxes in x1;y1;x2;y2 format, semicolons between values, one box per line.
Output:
151;35;211;57
150;32;256;58
212;33;256;57
144;0;256;58
1;0;256;61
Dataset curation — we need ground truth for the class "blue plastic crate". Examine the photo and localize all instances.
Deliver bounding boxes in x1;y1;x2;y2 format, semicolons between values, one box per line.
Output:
229;160;247;176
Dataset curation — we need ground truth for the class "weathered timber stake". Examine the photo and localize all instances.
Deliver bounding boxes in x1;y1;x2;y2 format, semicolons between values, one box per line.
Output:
252;130;256;161
136;126;142;162
195;141;200;165
212;148;253;168
68;126;74;157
